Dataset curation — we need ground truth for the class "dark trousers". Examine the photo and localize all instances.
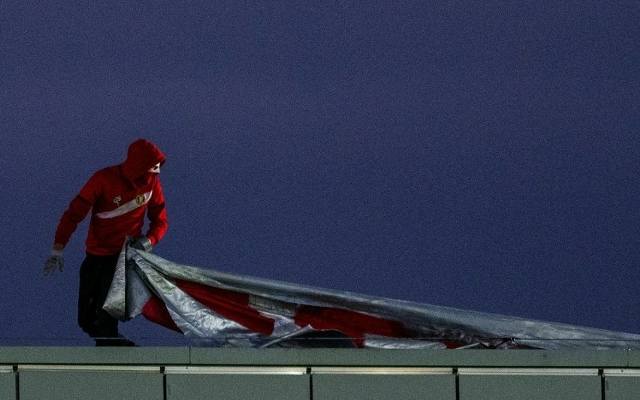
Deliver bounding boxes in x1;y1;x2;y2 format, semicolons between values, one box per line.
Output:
77;253;119;338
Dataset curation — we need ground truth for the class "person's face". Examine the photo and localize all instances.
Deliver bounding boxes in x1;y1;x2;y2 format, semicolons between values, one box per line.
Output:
148;162;161;174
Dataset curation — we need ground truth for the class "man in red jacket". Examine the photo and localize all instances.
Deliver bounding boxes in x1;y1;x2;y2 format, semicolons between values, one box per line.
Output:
44;138;169;346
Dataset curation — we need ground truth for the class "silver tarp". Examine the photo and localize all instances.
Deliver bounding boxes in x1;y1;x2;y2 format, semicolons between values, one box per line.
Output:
104;245;640;349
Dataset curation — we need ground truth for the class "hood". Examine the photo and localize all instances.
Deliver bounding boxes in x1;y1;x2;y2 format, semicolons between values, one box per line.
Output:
121;139;166;184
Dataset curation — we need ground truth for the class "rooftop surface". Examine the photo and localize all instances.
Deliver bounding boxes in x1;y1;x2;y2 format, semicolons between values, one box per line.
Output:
2;348;639;400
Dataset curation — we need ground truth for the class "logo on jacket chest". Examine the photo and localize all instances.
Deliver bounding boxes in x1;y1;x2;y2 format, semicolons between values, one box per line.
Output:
112;194;145;208
97;190;153;219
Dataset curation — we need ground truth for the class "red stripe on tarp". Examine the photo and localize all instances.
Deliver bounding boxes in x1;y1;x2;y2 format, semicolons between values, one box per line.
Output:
442;340;466;349
142;295;181;332
294;305;410;347
175;280;275;336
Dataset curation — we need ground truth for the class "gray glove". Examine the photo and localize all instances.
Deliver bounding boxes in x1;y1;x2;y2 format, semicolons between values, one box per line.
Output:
44;249;64;275
130;236;153;252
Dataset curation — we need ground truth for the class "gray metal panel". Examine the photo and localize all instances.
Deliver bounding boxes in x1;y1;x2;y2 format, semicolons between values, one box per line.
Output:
313;374;455;400
0;348;632;368
627;351;640;367
166;374;309;400
459;375;601;400
0;371;15;400
188;348;630;367
0;347;189;365
605;377;640;400
19;370;163;400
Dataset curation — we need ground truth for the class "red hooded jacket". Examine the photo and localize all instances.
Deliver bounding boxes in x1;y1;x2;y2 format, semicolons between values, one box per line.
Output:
54;139;169;256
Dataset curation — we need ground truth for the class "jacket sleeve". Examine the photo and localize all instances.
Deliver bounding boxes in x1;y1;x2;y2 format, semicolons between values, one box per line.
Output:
54;172;102;247
146;176;168;246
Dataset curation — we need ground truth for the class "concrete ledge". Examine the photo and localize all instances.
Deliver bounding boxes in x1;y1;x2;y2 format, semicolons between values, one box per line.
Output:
0;348;636;400
0;348;632;368
0;347;189;365
189;349;631;368
626;350;640;367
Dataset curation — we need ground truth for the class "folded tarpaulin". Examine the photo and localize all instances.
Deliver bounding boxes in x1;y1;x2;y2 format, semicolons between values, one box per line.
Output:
104;245;640;349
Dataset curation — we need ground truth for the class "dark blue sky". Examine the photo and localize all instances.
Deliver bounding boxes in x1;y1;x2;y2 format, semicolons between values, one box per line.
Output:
1;1;639;345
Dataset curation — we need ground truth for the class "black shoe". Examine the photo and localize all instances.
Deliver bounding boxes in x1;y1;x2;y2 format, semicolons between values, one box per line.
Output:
115;338;136;347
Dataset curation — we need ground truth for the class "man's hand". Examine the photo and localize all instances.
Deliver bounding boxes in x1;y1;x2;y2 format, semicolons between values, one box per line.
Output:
130;236;153;252
44;247;64;275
